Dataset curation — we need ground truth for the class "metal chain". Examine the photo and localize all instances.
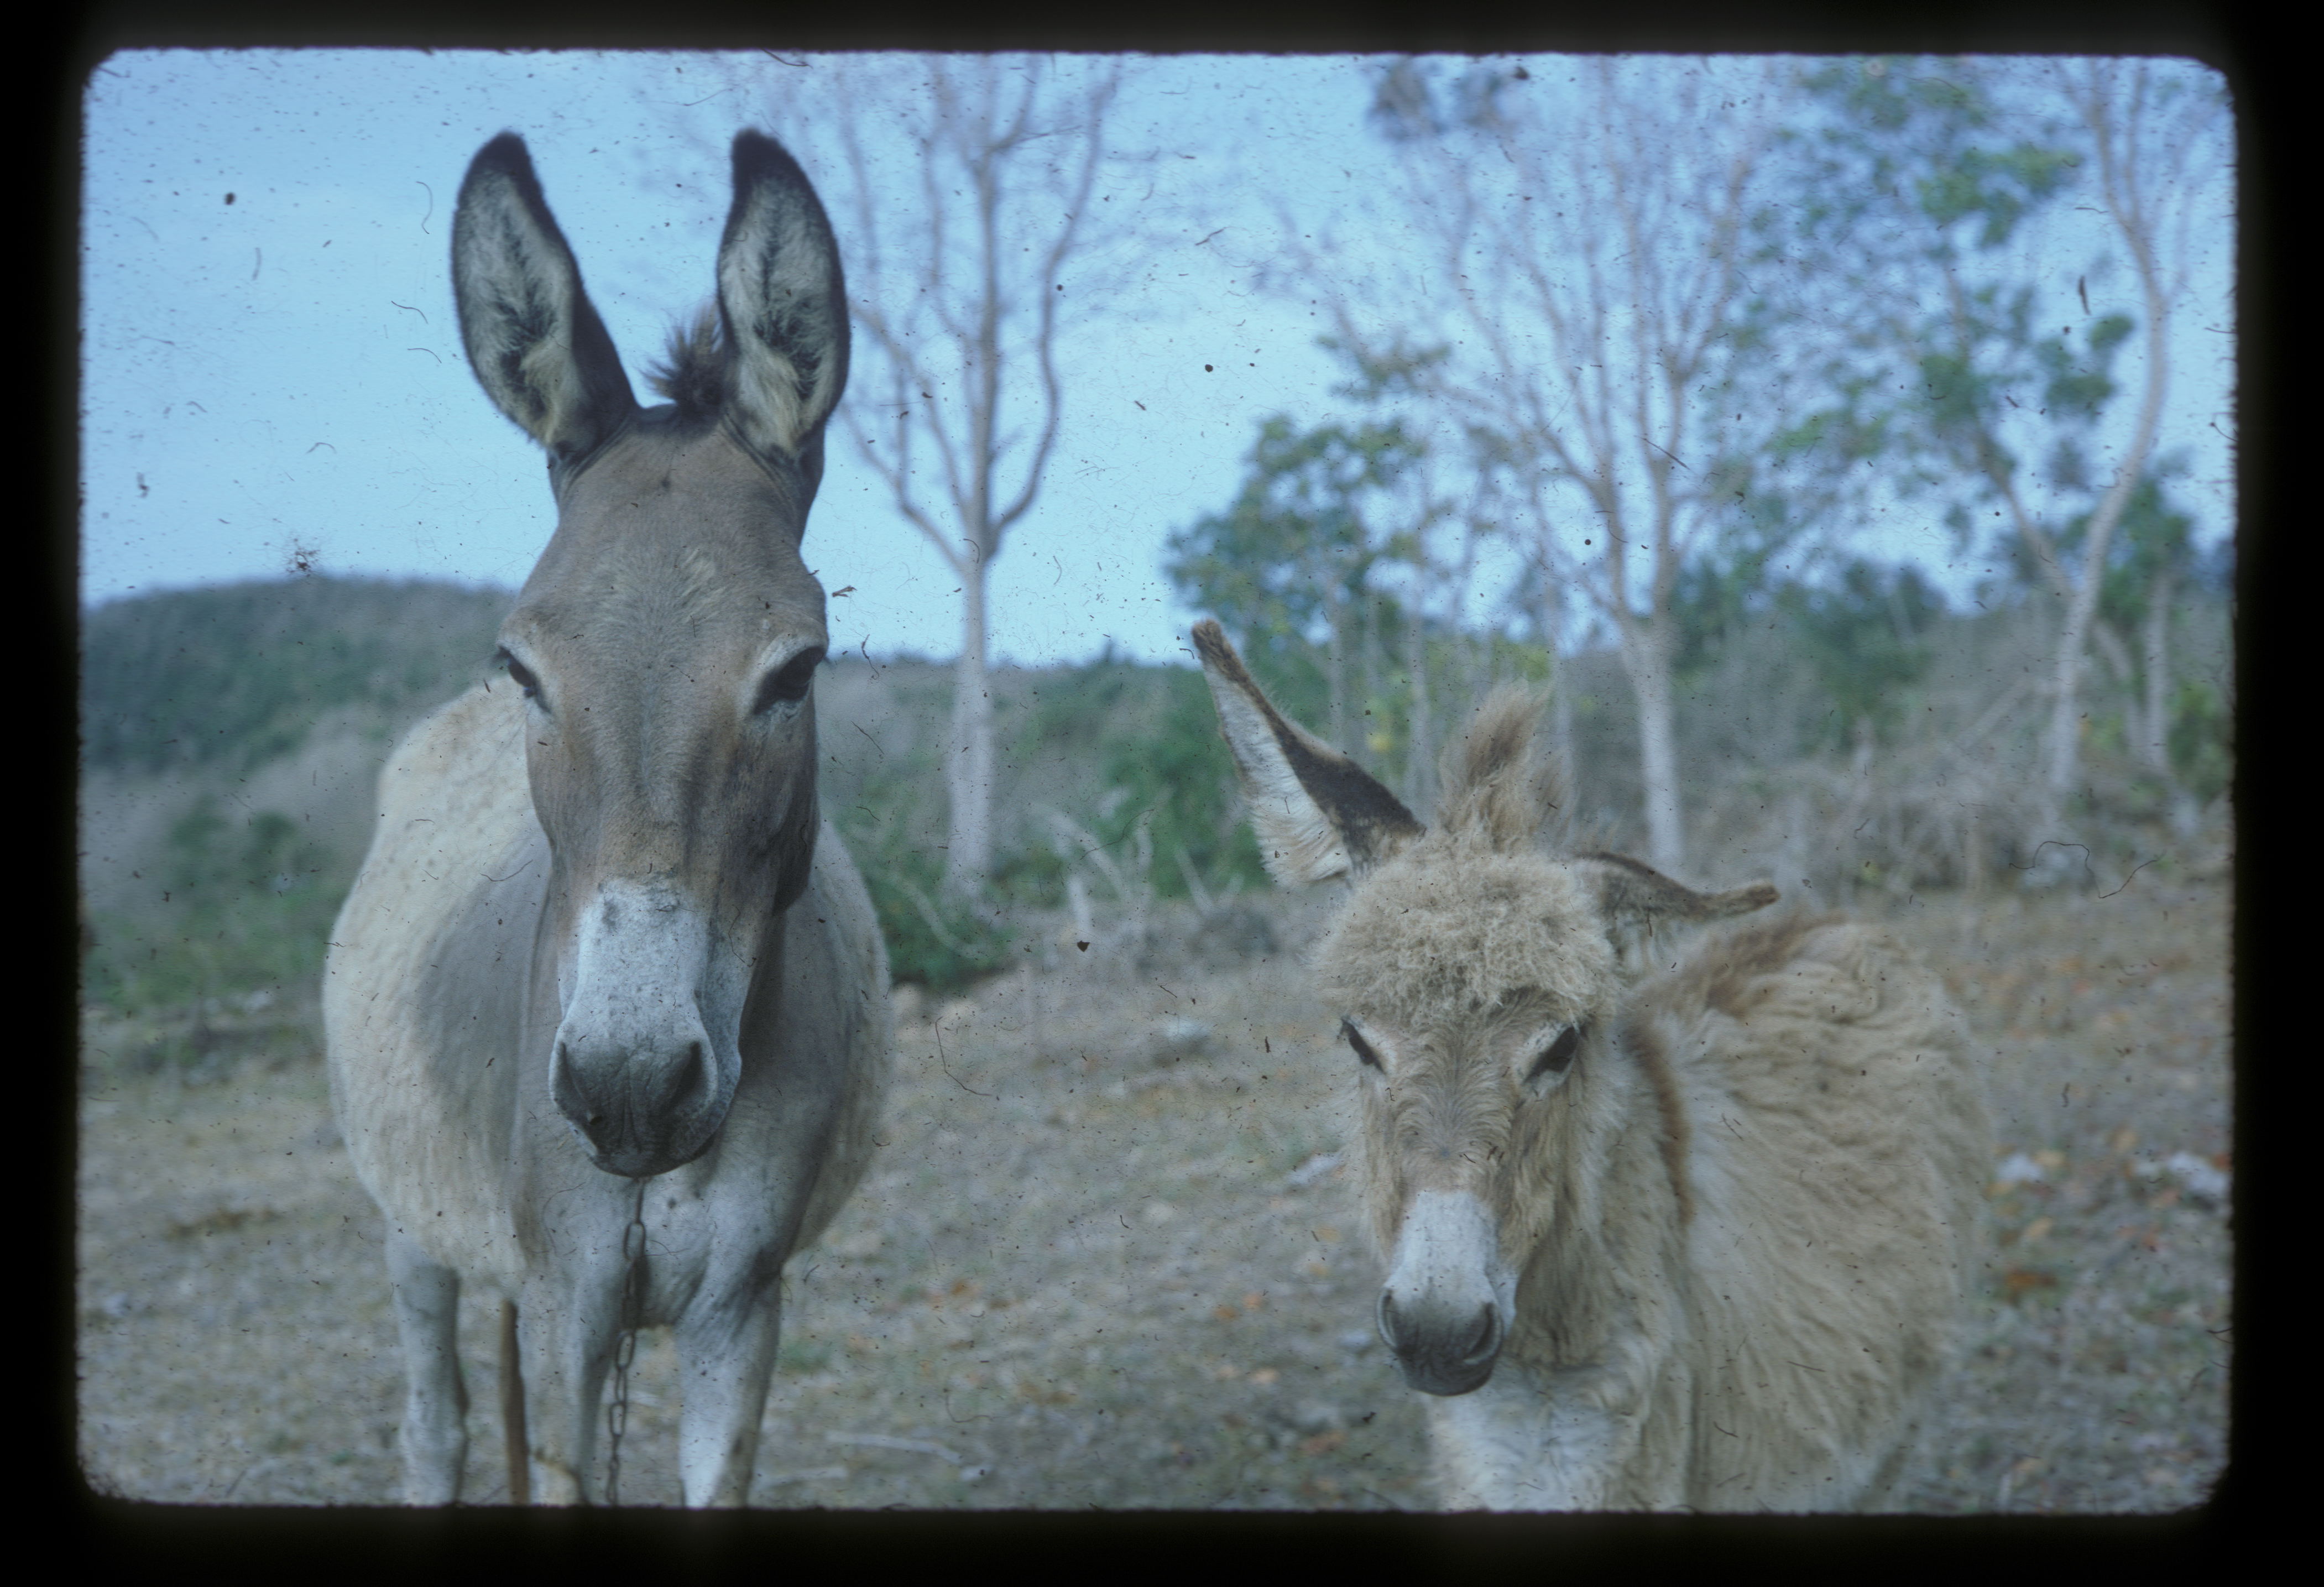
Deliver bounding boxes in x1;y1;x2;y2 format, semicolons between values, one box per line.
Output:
604;1178;647;1507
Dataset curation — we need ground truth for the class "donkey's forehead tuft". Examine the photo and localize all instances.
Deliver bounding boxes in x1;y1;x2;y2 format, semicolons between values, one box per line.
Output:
1316;843;1615;1028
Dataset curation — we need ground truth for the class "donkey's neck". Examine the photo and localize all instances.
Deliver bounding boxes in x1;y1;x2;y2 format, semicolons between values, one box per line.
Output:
1508;1051;1691;1376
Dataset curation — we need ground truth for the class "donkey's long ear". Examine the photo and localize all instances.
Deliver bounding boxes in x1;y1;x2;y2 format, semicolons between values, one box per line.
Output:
717;130;850;467
1573;852;1778;956
1192;620;1423;886
451;133;636;464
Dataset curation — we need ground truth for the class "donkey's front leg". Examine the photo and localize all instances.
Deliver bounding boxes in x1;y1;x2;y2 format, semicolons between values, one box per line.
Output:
672;1266;785;1506
515;1265;626;1505
385;1228;468;1505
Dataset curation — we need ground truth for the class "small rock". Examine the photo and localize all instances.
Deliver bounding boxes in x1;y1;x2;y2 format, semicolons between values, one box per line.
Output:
1283;1151;1344;1189
1337;1329;1376;1354
1151;1018;1211;1066
1289;1401;1344;1435
1992;1151;2045;1188
2153;1151;2231;1207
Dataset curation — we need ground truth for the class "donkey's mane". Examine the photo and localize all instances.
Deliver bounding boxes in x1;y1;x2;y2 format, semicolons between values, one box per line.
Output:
646;309;728;415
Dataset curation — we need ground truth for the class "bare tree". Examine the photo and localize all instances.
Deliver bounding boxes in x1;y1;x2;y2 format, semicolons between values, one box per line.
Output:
750;56;1130;894
1312;58;1790;873
2023;60;2224;871
1788;55;2229;884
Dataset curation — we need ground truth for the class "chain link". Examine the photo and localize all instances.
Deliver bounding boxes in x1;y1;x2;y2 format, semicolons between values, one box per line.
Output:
604;1177;647;1506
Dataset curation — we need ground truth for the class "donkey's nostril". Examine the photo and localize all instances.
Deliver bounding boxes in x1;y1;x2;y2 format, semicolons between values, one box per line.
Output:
1460;1303;1501;1364
1376;1289;1399;1351
675;1041;709;1108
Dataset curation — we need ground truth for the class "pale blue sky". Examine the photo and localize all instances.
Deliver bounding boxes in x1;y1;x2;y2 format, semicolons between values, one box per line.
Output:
80;51;2234;667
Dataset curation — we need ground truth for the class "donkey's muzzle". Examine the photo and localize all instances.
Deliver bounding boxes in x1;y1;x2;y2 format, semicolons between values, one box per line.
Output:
1378;1287;1505;1397
551;1037;719;1178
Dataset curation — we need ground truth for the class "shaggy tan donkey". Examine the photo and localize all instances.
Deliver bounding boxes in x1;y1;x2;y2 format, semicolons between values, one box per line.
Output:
1193;620;1989;1511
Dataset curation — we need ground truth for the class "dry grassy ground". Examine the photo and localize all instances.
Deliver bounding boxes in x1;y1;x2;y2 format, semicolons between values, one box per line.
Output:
76;875;2229;1511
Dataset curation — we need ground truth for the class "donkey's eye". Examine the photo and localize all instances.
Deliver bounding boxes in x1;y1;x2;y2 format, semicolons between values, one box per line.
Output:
754;647;826;714
1526;1025;1584;1084
497;649;542;704
1341;1019;1383;1071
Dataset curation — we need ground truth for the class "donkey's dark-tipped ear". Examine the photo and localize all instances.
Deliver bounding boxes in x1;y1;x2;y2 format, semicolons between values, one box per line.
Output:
451;133;636;463
1573;852;1778;954
717;130;850;463
1192;619;1423;887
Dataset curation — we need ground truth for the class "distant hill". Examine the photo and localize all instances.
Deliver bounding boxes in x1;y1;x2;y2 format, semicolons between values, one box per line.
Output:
74;576;1265;1012
79;576;514;776
76;572;2231;1028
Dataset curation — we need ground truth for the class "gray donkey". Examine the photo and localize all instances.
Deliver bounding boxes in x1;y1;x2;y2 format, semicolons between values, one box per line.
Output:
1194;620;1989;1511
326;131;888;1506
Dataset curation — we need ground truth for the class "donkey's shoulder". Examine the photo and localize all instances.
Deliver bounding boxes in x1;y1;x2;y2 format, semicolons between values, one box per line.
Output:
1656;911;1934;1026
373;683;528;826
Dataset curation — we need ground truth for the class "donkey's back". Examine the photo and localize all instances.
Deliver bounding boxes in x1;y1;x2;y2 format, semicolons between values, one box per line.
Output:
1635;912;1989;1510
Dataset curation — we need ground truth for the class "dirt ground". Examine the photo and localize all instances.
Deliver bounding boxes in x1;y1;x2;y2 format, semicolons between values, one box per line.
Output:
75;875;2231;1511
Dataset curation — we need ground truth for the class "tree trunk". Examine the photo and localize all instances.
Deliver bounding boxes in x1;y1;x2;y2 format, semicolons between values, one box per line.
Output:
944;554;995;895
1406;609;1434;819
1549;655;1575;781
1963;802;1987;895
2140;568;2175;776
2090;617;2136;692
1326;580;1349;756
2034;59;2186;879
1842;716;1877;903
2035;589;2093;860
1617;615;1686;873
1360;593;1380;768
1538;575;1576;776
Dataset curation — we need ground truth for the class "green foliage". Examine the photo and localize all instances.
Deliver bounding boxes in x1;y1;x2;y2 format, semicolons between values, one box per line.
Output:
1162;413;1423;723
79;577;509;1014
1007;657;1271;907
2168;678;2231;801
1794;58;2075;258
1092;666;1269;901
84;794;349;1012
2075;466;2199;633
856;842;1020;993
1779;60;2117;562
1366;57;1537;145
1163;401;1574;819
80;576;509;775
1319;335;1450;404
828;655;1273;991
1778;560;1947;749
828;722;1019;992
1668;526;1793;684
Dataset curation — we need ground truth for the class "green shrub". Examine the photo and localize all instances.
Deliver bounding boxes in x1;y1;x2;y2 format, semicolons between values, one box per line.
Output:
83;792;349;1013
